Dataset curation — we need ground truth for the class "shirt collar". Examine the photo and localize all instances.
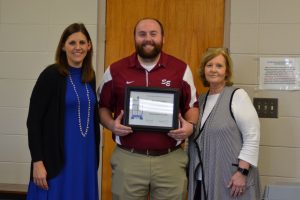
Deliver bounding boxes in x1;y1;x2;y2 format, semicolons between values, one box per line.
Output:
128;51;168;69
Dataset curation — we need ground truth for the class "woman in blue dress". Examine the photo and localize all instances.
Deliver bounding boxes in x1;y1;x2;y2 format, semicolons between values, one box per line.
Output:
26;23;100;200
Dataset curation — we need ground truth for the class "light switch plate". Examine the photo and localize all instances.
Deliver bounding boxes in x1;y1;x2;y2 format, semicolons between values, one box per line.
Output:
253;98;278;118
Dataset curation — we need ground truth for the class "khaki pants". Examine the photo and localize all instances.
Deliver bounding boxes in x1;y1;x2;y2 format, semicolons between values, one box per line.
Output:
111;146;188;200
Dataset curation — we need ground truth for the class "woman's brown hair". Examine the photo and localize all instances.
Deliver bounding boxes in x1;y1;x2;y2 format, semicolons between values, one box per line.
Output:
55;23;94;82
199;48;233;87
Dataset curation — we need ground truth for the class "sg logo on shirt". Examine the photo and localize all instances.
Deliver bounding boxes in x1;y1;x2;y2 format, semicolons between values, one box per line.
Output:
161;79;171;87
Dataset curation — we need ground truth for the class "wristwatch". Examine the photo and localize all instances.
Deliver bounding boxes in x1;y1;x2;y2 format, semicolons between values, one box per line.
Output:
237;167;249;176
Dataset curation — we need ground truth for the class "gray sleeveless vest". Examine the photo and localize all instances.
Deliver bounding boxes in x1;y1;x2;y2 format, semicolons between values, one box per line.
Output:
188;86;260;200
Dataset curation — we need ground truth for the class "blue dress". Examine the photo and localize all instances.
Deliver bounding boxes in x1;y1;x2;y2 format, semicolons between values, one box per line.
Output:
27;67;99;200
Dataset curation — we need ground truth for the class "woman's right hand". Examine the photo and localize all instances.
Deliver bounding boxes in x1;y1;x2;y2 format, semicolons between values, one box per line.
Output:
33;161;48;190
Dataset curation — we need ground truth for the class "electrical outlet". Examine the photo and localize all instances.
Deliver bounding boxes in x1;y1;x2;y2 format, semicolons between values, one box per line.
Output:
253;98;278;118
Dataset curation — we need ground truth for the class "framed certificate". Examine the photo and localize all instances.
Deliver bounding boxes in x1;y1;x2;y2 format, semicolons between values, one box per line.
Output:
124;86;179;131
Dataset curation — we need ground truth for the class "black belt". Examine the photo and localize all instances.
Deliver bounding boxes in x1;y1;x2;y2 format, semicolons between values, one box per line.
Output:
117;144;181;156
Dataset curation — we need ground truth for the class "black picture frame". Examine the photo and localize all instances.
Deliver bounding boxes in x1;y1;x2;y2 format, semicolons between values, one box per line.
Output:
124;86;179;132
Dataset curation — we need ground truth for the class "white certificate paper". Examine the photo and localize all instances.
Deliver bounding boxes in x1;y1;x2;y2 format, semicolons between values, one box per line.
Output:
129;91;174;127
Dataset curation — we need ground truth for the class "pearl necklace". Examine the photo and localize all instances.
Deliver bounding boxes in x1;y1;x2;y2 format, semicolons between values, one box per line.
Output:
69;74;91;137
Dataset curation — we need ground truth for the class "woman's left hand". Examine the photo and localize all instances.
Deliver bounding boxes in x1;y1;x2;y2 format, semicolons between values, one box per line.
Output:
227;171;247;198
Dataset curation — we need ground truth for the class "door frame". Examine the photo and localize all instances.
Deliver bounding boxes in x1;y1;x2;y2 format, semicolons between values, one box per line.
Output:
96;1;106;200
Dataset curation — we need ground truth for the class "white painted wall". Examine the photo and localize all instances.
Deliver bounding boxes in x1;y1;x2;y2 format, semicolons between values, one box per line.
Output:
228;0;300;190
0;0;98;185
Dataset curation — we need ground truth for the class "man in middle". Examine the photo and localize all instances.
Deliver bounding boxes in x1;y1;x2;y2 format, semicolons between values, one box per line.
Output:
97;18;199;200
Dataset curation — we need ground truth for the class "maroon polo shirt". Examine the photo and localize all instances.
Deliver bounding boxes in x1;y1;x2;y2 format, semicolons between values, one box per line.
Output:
98;52;198;150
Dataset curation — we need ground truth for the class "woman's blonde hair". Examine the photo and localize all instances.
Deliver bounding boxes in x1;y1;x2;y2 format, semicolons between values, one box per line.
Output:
199;48;233;87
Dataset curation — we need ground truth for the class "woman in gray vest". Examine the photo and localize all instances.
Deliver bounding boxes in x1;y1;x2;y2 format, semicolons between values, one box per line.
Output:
188;48;261;200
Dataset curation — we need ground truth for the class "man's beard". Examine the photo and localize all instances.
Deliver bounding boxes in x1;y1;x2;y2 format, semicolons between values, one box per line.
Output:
135;41;163;59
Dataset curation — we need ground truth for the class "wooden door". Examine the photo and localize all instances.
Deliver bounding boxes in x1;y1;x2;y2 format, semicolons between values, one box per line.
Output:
101;0;224;199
